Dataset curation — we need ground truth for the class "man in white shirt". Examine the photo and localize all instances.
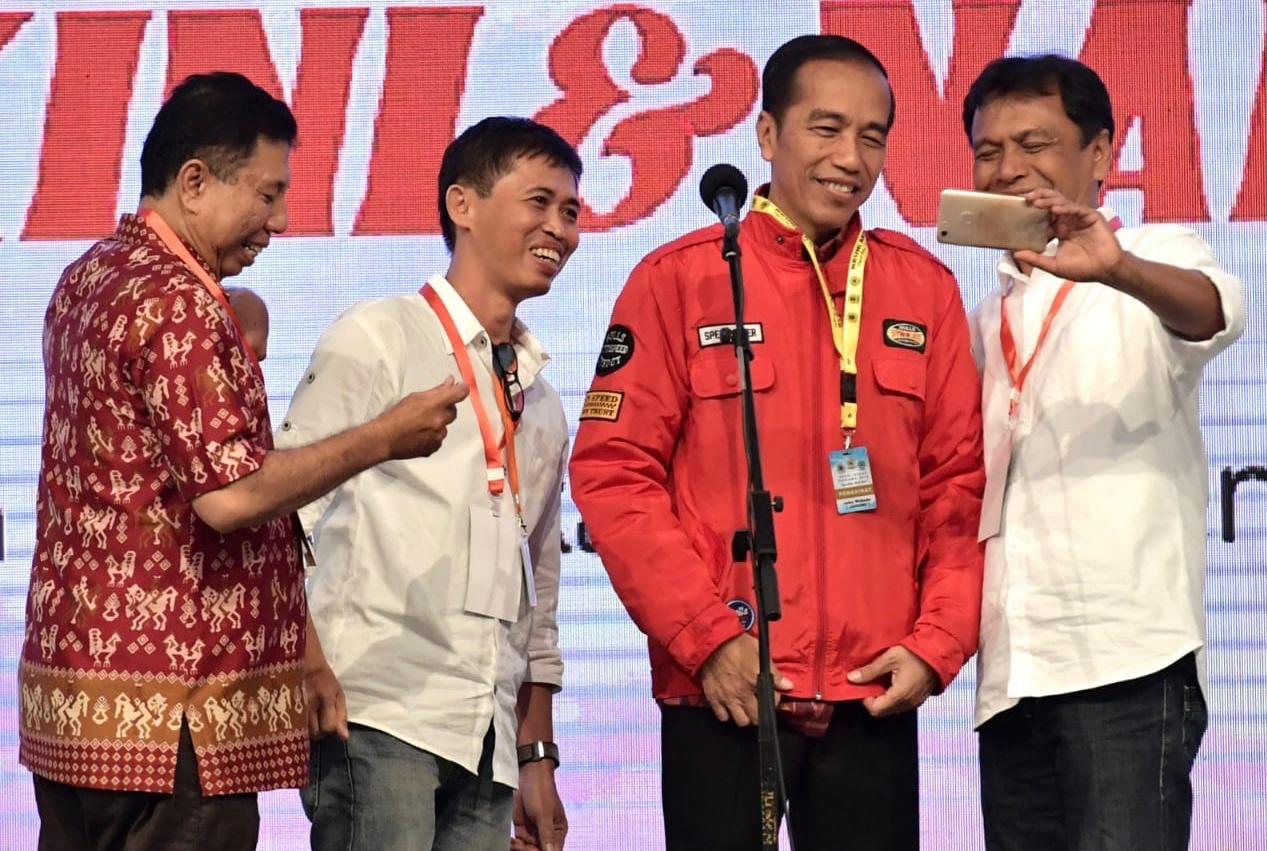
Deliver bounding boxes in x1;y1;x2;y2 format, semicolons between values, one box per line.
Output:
278;117;581;851
962;55;1245;850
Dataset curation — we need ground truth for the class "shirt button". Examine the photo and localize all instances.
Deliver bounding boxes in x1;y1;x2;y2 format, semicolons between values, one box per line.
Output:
306;373;315;383
775;236;785;244
725;374;738;387
281;421;291;431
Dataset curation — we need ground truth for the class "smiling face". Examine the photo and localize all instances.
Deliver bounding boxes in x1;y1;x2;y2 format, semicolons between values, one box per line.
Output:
756;58;892;243
457;154;580;302
970;92;1110;206
186;137;291;279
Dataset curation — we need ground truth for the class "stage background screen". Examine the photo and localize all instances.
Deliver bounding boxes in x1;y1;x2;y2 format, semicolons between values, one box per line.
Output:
0;1;1263;848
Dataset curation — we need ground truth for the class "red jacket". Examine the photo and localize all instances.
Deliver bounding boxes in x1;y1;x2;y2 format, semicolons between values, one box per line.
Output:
569;207;984;701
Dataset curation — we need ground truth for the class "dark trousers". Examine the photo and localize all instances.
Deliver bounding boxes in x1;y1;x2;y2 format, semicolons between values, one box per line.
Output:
661;702;919;851
979;653;1207;851
32;721;260;851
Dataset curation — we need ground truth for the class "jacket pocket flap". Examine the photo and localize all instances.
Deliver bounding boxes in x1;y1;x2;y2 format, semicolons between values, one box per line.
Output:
690;351;775;398
872;357;926;400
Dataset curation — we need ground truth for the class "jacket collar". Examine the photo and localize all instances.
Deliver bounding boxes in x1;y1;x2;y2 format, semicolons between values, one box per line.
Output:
744;185;865;292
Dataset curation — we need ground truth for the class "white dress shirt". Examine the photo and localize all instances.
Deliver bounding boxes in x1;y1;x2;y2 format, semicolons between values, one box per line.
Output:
277;274;567;786
969;209;1245;728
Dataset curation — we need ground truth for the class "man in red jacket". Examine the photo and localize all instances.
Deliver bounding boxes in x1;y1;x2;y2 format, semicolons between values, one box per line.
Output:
570;34;984;850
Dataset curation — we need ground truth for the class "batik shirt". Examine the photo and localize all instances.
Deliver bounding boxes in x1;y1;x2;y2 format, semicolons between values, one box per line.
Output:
19;214;307;795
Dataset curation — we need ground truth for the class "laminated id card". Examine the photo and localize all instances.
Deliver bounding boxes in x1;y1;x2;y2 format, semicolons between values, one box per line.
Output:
520;535;537;608
977;431;1012;541
465;504;522;621
829;447;878;514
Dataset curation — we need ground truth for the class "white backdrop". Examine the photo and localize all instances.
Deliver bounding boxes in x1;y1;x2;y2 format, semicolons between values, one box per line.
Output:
0;1;1263;848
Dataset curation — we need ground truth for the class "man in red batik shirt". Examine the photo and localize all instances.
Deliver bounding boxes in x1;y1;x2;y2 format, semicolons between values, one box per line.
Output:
20;71;466;851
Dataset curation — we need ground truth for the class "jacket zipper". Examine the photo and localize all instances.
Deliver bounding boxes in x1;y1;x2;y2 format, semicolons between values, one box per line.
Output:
812;281;828;701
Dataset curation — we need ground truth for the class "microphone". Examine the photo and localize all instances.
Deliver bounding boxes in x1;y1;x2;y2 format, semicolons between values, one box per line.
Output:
700;164;748;239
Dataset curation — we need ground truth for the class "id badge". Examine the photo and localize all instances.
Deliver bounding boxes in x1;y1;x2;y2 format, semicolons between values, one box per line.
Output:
829;447;877;514
465;504;522;621
978;431;1012;541
520;534;537;609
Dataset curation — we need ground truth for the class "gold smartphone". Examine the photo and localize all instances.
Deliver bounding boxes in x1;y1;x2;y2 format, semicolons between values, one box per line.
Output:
936;189;1051;252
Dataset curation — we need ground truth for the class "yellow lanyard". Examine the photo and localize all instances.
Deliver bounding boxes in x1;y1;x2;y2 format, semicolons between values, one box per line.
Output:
750;195;867;434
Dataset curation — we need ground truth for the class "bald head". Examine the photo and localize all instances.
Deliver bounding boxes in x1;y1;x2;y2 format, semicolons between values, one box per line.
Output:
225;286;270;361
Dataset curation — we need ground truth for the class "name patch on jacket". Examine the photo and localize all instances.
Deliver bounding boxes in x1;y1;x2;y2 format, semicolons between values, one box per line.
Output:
697;323;764;348
596;325;635;375
882;319;927;353
580;390;623;421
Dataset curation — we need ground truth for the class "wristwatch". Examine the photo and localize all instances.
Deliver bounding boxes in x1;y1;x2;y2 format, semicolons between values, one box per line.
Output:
517;741;560;768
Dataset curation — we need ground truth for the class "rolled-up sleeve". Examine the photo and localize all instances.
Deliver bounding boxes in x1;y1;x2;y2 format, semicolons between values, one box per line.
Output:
524;434;568;690
1136;226;1246;377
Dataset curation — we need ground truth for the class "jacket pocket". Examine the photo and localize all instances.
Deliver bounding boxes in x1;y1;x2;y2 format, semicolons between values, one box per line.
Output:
872;356;926;401
689;349;775;398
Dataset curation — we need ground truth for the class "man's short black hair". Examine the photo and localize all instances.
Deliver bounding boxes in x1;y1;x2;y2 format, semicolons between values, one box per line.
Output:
962;54;1115;146
762;34;894;130
140;71;296;197
437;117;583;252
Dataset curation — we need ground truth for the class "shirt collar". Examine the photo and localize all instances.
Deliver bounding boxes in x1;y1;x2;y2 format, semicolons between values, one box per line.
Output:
426;273;484;349
512;324;550;386
424;273;551;384
117;213;153;247
120;212;220;281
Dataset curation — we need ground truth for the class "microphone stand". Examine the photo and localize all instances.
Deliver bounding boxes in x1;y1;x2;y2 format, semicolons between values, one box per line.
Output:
720;224;790;850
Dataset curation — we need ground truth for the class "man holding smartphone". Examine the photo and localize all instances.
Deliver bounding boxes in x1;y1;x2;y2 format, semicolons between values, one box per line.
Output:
962;55;1245;850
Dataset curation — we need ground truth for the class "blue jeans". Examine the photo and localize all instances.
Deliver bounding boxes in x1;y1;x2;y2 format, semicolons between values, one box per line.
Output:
979;653;1207;851
301;723;513;851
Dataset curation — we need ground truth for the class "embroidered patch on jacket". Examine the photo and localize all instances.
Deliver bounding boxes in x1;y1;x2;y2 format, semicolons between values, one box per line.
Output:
595;325;635;375
697;323;765;348
579;390;624;421
882;319;928;353
726;599;756;631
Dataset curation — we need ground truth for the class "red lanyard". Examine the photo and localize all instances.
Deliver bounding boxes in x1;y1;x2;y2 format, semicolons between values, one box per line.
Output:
420;284;523;521
138;208;263;377
999;216;1121;418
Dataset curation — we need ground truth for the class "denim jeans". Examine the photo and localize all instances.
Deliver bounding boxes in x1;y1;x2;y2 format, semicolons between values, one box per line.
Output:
301;723;513;851
979;653;1207;851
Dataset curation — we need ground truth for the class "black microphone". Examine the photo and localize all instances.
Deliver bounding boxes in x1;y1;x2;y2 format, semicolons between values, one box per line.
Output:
700;163;748;239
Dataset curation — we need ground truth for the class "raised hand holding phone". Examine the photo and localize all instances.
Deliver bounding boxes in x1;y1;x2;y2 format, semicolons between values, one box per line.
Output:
1011;188;1123;281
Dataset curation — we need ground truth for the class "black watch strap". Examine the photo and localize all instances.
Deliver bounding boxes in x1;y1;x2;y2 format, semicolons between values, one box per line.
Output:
517;741;560;767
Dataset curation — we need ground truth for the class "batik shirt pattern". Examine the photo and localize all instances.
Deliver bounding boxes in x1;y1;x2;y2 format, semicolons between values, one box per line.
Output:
19;215;307;795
